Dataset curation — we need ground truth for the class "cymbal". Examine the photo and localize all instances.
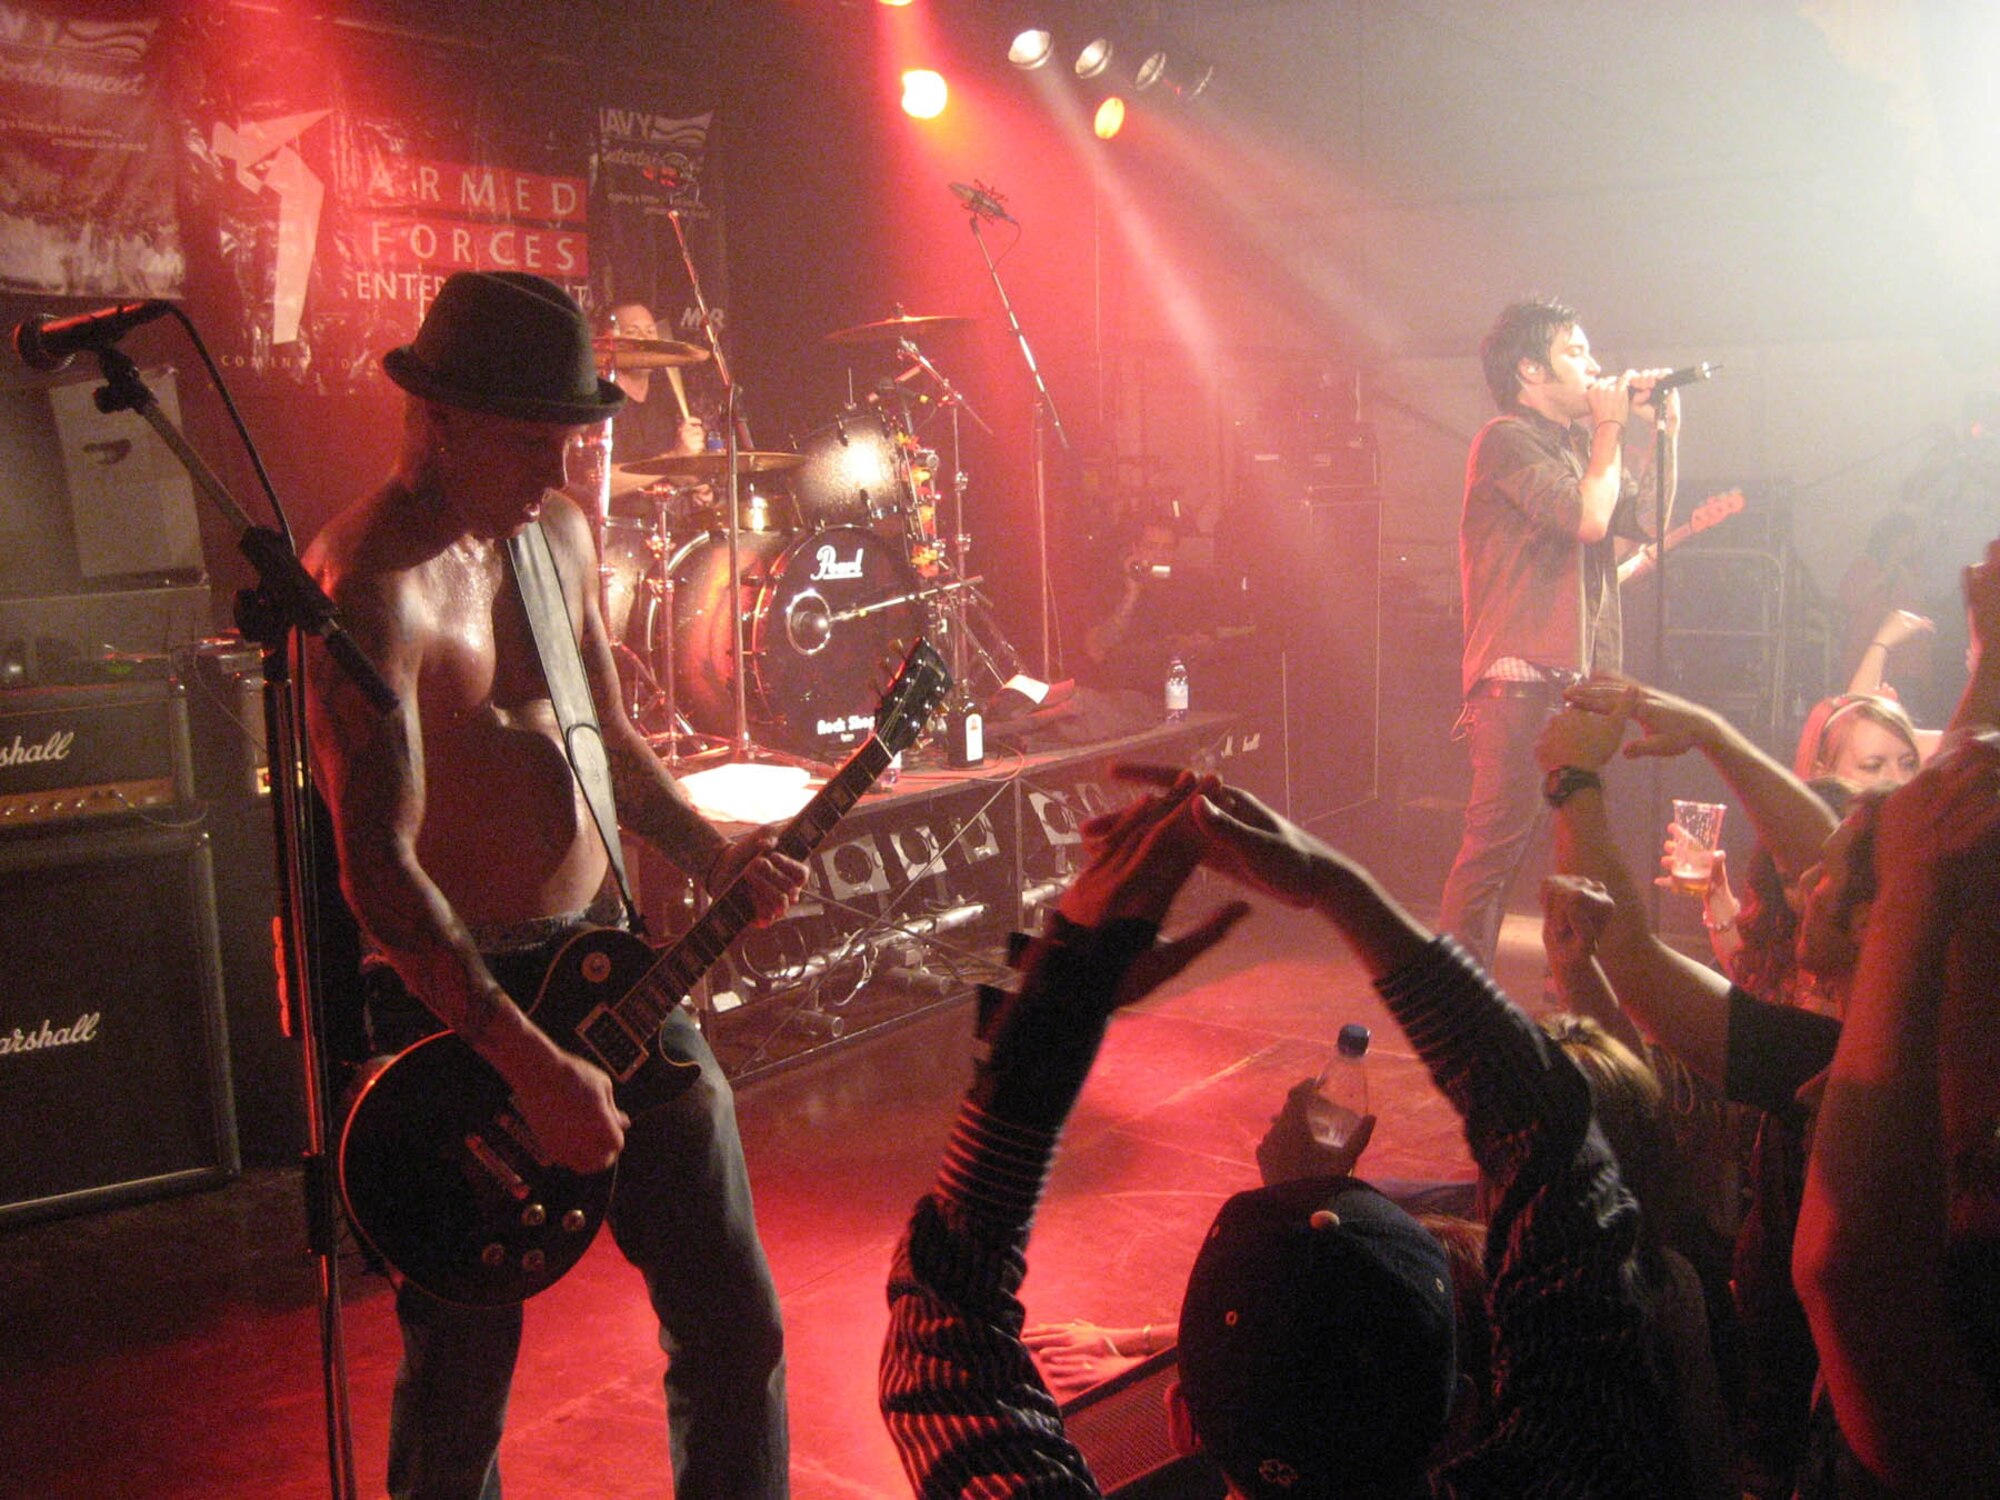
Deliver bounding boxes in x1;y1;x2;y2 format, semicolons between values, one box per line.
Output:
823;313;973;345
593;335;711;370
619;449;807;479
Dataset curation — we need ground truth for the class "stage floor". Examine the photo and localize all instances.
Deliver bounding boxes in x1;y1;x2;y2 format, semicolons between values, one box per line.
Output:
0;895;1573;1499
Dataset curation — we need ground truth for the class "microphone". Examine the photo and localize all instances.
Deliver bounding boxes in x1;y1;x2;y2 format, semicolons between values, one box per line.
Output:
948;181;1015;225
13;301;174;372
1646;362;1721;394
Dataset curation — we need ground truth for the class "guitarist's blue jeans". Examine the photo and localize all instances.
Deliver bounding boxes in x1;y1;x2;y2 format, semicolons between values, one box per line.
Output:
373;948;789;1499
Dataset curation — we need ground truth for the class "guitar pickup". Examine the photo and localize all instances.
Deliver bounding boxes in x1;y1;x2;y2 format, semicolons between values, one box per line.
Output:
464;1131;530;1200
577;1005;647;1081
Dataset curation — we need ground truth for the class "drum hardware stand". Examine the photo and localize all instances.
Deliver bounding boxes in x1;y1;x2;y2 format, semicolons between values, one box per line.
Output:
891;337;1025;710
668;208;820;773
966;197;1069;679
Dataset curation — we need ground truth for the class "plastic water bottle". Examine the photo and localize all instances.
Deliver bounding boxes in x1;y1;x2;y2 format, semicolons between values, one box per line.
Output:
1164;655;1189;723
1314;1022;1372;1150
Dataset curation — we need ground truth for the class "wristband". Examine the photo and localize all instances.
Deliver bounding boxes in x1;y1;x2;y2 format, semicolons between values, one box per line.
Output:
1542;765;1602;808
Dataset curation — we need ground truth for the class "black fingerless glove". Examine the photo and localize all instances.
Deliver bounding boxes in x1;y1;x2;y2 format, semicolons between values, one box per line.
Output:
969;913;1159;1133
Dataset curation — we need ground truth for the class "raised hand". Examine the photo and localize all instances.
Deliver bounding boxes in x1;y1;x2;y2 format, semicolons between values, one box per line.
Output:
1565;674;1713;760
1541;874;1615;972
1535;694;1634;774
1254;1076;1377;1186
1103;764;1334;910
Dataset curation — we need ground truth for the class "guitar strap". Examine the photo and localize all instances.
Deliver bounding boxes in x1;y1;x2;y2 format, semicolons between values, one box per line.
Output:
505;519;643;936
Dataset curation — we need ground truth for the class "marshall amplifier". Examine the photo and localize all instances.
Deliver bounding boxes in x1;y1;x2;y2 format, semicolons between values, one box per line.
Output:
0;678;193;833
0;817;239;1225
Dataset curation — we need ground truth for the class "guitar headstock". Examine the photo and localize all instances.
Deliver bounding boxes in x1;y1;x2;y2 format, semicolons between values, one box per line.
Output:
875;639;952;757
1691;488;1745;531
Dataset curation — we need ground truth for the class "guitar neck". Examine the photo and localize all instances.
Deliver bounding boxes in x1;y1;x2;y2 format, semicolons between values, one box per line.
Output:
618;737;893;1031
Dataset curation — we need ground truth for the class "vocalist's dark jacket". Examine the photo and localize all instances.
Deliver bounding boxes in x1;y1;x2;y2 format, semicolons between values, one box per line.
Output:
1458;407;1656;696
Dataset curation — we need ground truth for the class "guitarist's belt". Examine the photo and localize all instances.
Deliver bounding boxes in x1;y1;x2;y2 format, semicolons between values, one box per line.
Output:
464;886;627;955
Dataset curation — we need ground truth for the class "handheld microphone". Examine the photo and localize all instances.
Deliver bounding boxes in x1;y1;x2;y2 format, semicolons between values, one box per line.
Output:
948;181;1016;225
13;301;174;372
1648;362;1721;394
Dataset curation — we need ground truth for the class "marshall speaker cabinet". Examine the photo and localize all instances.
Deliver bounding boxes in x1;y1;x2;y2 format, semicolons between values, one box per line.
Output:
0;680;240;1225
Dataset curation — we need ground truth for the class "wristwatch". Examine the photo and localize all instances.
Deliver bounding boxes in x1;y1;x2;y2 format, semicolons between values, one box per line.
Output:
1542;765;1603;808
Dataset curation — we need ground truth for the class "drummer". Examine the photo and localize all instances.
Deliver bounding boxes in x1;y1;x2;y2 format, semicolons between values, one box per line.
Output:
603;301;708;460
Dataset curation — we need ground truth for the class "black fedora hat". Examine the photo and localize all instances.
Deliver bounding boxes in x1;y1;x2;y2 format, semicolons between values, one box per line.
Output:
383;271;625;425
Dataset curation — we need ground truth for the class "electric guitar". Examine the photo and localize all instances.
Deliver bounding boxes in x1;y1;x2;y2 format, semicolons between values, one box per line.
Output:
339;639;950;1306
1618;488;1745;586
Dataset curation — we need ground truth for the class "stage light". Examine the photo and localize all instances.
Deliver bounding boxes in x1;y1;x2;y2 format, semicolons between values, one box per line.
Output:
901;69;948;119
1074;37;1112;79
1134;51;1167;91
1008;28;1053;68
879;0;915;6
1093;96;1126;140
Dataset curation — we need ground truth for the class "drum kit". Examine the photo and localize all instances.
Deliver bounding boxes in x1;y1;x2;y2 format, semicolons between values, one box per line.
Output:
582;312;1013;767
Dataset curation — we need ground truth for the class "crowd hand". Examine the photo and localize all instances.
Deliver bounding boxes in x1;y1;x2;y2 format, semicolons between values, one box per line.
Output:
1966;538;2000;667
707;827;809;926
1534;692;1635;775
511;1045;629;1175
1655;840;1739;926
1541;874;1615;971
976;777;1247;1133
1064;771;1250;1009
1873;729;2000;897
1106;763;1337;910
1872;607;1936;652
1255;1076;1377;1186
1023;1321;1146;1396
1565;673;1712;759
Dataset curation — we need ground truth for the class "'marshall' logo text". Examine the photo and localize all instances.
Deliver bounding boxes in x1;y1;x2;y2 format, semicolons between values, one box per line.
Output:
0;1013;101;1056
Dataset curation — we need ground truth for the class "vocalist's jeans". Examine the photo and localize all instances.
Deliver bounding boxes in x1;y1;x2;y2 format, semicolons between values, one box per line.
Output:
379;951;789;1500
1435;688;1561;971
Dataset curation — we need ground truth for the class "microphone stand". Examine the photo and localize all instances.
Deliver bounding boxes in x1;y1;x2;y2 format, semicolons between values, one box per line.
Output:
1648;399;1674;932
967;208;1068;680
86;342;397;1500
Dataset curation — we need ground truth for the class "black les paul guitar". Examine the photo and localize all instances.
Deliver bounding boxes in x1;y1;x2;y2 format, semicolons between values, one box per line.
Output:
339;639;950;1306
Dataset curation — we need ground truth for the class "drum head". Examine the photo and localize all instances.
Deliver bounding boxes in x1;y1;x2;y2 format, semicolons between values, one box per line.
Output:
791;409;910;530
669;527;922;760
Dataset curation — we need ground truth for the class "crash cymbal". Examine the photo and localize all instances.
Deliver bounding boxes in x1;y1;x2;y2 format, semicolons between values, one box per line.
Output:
593;335;712;370
823;313;973;345
619;449;808;479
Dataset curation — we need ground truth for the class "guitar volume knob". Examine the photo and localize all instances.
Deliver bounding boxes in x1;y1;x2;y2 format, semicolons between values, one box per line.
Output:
480;1243;506;1266
562;1209;587;1232
522;1203;547;1228
522;1249;546;1273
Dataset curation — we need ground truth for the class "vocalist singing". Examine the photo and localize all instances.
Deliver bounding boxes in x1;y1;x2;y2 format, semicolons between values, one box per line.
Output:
1435;297;1679;967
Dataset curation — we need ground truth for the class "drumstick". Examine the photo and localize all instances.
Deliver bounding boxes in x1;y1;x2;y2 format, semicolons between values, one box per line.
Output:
664;365;692;422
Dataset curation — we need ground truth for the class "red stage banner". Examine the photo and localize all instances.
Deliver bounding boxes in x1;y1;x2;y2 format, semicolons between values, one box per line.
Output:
0;4;181;299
